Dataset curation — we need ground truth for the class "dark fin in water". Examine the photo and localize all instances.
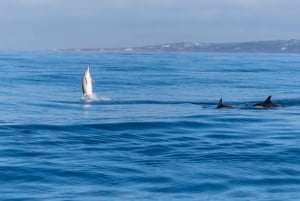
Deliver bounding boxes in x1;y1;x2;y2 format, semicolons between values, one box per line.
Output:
217;98;223;108
253;95;278;108
264;96;272;104
217;98;233;109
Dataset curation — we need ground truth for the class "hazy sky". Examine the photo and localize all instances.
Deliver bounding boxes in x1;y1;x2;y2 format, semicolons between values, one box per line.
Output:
1;0;300;50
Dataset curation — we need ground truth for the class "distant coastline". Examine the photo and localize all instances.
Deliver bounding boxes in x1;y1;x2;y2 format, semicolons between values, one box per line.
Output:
54;39;300;53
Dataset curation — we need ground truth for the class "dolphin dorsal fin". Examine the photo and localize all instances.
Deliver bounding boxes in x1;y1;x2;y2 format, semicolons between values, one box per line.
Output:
264;96;272;103
218;98;223;107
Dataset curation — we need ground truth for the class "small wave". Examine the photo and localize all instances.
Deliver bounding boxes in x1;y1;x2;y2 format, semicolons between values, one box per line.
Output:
93;100;207;106
4;120;210;132
80;93;111;103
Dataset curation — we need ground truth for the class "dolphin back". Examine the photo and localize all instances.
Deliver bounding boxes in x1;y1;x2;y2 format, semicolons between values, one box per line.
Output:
82;66;94;96
253;95;278;108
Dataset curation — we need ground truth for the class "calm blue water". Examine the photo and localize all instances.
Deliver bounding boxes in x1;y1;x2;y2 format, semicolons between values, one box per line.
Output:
0;51;300;200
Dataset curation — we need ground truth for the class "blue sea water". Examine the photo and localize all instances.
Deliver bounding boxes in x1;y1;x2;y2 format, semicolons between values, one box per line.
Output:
0;51;300;200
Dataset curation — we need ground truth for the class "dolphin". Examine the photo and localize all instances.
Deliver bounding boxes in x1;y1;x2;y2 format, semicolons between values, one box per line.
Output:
82;66;94;97
253;96;278;108
217;98;234;109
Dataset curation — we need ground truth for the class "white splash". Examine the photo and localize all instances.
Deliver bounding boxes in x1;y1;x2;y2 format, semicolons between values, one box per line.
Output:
81;93;111;103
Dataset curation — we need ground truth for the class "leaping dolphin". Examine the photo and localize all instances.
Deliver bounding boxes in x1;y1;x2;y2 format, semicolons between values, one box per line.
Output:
82;66;94;97
217;98;234;109
253;96;278;108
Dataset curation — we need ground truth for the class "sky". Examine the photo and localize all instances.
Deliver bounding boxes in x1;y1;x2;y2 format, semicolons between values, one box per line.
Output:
0;0;300;50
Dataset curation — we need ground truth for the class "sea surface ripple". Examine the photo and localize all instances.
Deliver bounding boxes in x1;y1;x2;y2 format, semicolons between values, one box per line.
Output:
0;51;300;200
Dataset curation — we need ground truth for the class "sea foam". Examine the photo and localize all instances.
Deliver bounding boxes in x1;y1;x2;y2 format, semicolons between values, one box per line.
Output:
81;93;111;102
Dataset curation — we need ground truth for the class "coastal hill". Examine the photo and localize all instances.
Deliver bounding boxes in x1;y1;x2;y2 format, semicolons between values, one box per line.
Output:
59;39;300;53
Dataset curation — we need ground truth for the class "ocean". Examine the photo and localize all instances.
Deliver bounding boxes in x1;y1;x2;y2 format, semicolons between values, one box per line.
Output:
0;51;300;200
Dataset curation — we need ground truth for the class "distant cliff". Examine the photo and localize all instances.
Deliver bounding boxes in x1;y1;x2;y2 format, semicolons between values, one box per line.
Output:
58;39;300;53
